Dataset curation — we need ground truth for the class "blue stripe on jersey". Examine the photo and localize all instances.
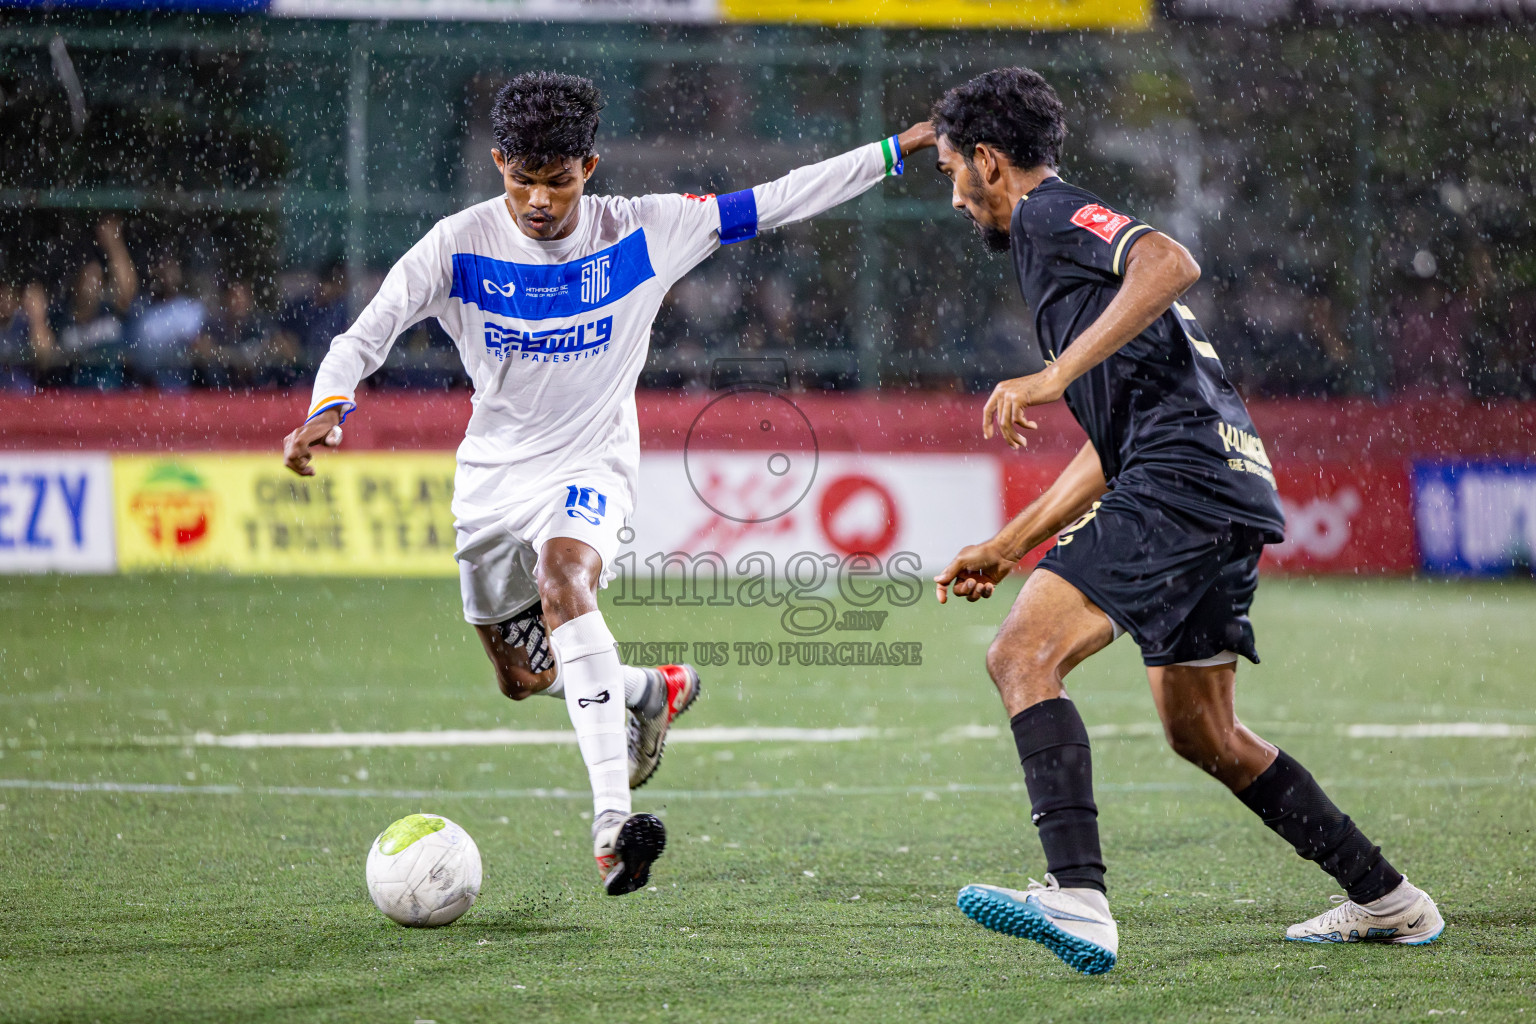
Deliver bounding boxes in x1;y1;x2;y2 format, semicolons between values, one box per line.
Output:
718;189;759;245
449;229;656;321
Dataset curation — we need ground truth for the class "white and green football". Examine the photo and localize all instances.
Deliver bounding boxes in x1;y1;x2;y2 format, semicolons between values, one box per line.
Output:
365;813;482;927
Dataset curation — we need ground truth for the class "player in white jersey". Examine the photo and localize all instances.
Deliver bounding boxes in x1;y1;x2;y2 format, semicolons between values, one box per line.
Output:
283;71;937;895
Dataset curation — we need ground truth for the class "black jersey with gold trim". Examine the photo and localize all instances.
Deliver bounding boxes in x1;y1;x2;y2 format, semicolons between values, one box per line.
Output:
1008;178;1284;539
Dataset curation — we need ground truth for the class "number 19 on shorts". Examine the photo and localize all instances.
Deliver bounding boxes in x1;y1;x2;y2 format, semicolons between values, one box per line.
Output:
565;486;608;525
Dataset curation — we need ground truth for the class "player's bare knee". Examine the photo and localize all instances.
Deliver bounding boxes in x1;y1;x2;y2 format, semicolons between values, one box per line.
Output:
986;629;1065;698
535;567;594;624
984;630;1026;686
1162;716;1233;770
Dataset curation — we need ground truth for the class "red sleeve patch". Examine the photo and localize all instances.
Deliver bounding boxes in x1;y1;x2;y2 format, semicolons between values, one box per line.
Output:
1069;204;1133;244
682;193;716;203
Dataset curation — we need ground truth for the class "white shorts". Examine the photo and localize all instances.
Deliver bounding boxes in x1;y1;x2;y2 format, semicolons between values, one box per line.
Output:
453;465;634;627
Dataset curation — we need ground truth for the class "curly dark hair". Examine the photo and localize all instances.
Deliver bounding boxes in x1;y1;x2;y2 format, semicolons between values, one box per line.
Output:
930;68;1066;171
490;71;604;168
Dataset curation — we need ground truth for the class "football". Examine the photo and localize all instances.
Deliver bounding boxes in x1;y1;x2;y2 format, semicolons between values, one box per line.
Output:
365;813;483;927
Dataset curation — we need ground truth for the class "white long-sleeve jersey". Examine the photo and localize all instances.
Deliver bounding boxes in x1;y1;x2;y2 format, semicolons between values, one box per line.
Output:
307;137;904;516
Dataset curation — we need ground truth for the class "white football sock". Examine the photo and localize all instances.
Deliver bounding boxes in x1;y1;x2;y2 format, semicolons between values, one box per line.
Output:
549;611;629;820
542;664;644;704
622;664;652;710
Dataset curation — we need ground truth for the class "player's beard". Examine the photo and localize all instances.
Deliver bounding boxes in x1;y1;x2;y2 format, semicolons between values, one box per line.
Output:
977;221;1011;253
962;187;1011;253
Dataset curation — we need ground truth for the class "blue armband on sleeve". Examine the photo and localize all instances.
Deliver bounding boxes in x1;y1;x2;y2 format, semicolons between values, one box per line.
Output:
717;189;759;245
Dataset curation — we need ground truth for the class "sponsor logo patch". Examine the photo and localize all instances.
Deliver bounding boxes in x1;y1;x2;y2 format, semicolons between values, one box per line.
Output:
484;315;614;363
1069;203;1133;243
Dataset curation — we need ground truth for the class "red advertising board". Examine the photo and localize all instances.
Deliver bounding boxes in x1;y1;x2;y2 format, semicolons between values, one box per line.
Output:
1264;461;1415;574
4;391;1525;575
1002;456;1416;575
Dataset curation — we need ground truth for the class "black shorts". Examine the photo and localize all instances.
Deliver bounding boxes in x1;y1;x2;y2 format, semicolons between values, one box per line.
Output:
1036;487;1268;667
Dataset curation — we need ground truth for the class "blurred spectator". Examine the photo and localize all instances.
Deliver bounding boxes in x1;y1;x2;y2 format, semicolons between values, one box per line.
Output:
194;280;287;389
0;281;56;391
1;232;1527;399
793;284;855;390
642;290;707;389
1384;276;1469;397
1515;287;1536;398
1234;261;1307;396
275;259;350;368
1463;243;1534;399
970;291;1043;391
1300;284;1354;397
670;266;741;351
371;319;466;391
129;254;205;389
1230;262;1356;396
56;217;139;390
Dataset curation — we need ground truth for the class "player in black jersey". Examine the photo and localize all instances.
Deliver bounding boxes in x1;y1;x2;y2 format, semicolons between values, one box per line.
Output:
927;68;1443;974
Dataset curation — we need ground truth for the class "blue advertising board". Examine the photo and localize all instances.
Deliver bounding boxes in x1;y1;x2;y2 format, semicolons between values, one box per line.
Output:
1413;460;1536;576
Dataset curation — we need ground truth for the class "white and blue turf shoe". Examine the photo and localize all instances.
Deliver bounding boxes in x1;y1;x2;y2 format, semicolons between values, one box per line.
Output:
1285;879;1444;944
957;874;1118;975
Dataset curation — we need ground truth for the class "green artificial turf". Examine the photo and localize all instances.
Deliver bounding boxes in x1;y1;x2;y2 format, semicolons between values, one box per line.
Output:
1;574;1532;1023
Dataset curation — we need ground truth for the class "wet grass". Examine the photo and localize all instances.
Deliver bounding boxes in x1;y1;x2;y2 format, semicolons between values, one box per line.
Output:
1;575;1533;1023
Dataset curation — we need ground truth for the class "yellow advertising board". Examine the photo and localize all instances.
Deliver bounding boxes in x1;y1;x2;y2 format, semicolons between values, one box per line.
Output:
112;453;459;575
721;0;1150;29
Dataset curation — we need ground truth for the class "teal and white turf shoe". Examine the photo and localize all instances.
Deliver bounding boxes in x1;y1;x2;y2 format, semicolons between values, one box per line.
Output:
957;874;1118;975
1285;879;1444;944
627;664;701;789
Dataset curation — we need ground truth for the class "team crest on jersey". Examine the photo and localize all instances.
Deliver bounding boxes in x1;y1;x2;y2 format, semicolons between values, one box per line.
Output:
580;254;611;304
1070;204;1133;243
483;278;516;297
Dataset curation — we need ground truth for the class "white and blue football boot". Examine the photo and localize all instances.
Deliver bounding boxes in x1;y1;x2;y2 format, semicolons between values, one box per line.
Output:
1285;879;1444;944
957;873;1118;975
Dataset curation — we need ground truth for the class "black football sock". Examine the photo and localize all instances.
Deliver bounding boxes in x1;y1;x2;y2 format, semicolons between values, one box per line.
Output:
1235;749;1403;904
1010;697;1106;894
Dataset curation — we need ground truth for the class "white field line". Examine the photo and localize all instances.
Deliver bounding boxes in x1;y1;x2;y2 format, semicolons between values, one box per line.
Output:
112;720;1533;749
1345;723;1536;739
1;774;1529;803
128;726;885;749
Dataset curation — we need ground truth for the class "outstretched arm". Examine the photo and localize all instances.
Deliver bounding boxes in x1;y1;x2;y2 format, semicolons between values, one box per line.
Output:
96;216;139;314
934;441;1107;604
652;122;935;283
983;231;1200;448
752;121;936;233
284;228;451;476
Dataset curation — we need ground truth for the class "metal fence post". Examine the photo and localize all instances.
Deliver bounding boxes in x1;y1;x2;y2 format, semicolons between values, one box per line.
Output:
345;21;370;320
853;27;886;390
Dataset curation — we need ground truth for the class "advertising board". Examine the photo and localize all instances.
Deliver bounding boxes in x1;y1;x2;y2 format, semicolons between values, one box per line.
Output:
0;448;1503;579
0;453;115;574
1414;461;1536;576
112;453;457;575
623;452;1005;578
